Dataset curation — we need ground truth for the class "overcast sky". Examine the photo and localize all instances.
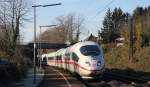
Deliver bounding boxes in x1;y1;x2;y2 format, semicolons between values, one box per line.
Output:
21;0;150;43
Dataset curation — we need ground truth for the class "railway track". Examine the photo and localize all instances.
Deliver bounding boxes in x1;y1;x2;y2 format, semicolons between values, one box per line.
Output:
77;71;150;87
41;66;150;87
103;72;148;83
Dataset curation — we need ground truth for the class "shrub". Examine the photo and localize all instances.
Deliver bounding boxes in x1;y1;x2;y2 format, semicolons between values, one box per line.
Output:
104;45;150;72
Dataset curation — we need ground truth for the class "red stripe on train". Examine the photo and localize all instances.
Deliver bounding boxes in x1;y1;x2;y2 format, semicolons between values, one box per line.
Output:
47;60;98;72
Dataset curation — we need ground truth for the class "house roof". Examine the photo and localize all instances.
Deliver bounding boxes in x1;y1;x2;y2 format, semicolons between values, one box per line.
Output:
84;34;97;41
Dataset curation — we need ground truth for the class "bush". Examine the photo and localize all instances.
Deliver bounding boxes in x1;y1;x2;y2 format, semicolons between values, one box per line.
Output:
0;47;30;85
104;45;150;72
134;47;150;72
0;60;21;84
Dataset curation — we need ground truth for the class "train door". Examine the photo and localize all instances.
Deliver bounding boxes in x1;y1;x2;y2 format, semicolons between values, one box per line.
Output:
64;53;67;70
58;55;62;68
60;54;63;68
56;55;58;67
56;56;59;67
56;55;61;68
72;52;79;73
65;53;70;70
70;53;73;72
54;55;57;67
62;54;65;69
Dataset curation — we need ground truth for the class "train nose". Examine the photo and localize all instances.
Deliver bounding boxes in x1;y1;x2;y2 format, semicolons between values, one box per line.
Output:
90;61;101;68
89;60;104;74
90;66;105;76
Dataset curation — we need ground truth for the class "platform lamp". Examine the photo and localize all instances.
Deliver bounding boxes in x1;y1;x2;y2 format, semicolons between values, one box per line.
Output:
32;3;61;84
39;25;56;69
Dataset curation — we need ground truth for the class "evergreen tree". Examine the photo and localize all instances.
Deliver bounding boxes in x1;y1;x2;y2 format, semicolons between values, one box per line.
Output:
101;8;127;43
112;8;126;34
101;8;113;43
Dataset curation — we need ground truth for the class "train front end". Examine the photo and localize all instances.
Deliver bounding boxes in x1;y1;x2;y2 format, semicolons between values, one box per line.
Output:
76;42;105;79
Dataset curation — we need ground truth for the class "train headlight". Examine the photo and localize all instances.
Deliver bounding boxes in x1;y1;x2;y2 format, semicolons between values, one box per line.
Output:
85;61;91;66
97;61;101;66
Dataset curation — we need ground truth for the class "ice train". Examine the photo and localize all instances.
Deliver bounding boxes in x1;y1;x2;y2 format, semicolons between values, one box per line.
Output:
41;41;105;79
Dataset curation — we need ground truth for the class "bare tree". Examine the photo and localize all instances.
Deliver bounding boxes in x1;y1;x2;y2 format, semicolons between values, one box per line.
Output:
55;14;84;44
39;27;66;44
37;14;84;48
0;0;29;51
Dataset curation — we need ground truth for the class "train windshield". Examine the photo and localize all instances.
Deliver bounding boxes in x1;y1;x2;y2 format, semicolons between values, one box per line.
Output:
80;45;100;56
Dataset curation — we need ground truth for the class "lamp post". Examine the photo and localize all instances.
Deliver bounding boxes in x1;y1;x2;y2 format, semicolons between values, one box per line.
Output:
32;3;61;84
39;25;56;69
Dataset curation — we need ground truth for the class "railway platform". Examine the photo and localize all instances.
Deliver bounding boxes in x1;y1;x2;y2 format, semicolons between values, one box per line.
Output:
10;67;44;87
39;66;85;87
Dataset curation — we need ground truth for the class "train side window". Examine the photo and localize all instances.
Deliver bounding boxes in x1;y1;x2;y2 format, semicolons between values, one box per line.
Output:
56;55;62;60
59;56;62;60
48;57;53;60
56;56;58;60
72;53;79;62
65;53;70;60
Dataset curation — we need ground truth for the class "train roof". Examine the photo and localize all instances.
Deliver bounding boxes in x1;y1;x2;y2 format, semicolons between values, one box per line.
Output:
42;41;100;55
74;41;98;45
71;41;99;48
46;52;56;57
65;41;100;52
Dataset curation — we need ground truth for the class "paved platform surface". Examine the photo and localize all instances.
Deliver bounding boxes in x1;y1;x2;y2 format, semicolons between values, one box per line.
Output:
11;68;44;87
39;66;85;87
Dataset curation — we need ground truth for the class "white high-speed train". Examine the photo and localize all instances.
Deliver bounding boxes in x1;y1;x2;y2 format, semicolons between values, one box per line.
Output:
41;41;105;79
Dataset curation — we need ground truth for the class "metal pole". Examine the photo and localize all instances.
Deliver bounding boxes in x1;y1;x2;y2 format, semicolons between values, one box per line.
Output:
33;6;36;84
38;30;40;68
39;25;56;69
40;26;42;69
32;3;61;84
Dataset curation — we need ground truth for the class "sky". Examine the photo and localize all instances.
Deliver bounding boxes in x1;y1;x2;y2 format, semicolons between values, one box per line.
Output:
21;0;150;43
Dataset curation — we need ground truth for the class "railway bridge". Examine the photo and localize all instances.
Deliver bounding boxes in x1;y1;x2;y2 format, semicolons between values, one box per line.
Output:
27;42;69;49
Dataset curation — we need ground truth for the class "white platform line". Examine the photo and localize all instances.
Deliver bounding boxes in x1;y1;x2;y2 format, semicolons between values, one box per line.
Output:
52;68;71;87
